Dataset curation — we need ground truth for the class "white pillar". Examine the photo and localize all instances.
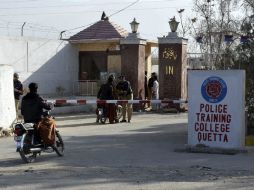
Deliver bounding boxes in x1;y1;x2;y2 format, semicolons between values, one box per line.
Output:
0;65;16;130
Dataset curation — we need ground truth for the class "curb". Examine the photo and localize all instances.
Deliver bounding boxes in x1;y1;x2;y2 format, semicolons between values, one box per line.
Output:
175;144;248;155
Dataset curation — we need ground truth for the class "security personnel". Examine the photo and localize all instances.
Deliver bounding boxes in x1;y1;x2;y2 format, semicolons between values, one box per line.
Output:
13;73;23;120
116;75;133;123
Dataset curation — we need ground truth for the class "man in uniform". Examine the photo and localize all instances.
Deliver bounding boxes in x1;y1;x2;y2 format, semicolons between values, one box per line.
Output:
13;73;23;120
116;75;133;123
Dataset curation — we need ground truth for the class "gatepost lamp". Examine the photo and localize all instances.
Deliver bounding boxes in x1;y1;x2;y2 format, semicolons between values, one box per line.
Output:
169;16;180;32
130;18;139;33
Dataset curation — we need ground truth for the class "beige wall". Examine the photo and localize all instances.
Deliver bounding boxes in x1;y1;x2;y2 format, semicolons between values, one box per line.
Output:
75;42;119;51
107;55;121;75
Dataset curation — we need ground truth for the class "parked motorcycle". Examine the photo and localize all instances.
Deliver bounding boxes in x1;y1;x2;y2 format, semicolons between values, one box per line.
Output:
13;111;64;163
96;104;122;124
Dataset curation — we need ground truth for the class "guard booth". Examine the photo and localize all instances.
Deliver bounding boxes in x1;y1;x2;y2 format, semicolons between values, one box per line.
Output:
68;13;157;98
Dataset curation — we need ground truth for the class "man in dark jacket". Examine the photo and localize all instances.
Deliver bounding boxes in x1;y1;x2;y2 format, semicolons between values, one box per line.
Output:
144;71;148;100
97;77;114;100
21;82;52;123
147;72;156;111
97;77;117;124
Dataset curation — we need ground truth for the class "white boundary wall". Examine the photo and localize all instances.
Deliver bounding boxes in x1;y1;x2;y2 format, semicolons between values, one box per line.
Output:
0;65;16;130
0;36;79;96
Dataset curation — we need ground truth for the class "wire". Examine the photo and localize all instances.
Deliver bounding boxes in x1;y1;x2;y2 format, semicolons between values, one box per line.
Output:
63;0;140;32
0;0;52;3
12;39;53;65
0;1;136;9
0;5;192;17
0;0;192;39
60;3;191;35
0;20;61;33
109;0;140;17
0;0;176;6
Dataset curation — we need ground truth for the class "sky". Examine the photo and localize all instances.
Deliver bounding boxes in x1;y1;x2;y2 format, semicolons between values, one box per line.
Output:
0;0;194;40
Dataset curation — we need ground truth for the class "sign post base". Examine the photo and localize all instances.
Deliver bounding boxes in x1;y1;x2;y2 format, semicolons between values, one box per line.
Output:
175;144;248;155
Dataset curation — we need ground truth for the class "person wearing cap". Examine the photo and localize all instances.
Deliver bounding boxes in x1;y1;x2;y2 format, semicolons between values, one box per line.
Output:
21;82;52;123
116;75;133;123
13;73;23;119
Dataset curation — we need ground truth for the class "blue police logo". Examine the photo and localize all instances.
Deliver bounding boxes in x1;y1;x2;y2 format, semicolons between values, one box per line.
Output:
201;76;227;103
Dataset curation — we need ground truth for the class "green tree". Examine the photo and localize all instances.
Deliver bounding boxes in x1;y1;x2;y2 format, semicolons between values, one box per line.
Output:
191;0;254;130
191;0;243;68
234;1;254;129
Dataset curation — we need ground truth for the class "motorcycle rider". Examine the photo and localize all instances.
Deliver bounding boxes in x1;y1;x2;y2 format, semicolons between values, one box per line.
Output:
21;82;52;123
97;76;117;124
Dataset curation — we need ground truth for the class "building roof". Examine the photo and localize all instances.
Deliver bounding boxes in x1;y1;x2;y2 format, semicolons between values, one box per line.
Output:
69;19;128;43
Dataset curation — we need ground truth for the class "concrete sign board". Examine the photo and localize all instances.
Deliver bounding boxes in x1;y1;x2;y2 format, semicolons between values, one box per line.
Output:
188;70;245;148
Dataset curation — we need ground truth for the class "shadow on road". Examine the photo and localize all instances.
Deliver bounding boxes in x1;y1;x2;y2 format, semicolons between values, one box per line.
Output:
0;158;24;167
55;113;96;121
1;114;254;189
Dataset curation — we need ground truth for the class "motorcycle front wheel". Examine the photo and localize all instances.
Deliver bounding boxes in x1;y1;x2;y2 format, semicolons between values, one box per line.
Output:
52;131;64;156
100;116;107;124
116;105;123;121
19;133;37;163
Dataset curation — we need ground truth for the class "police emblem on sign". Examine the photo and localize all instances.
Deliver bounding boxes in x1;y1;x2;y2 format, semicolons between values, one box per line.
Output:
201;76;227;103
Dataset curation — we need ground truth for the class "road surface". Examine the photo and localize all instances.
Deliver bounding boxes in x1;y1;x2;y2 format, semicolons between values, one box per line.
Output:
0;112;254;190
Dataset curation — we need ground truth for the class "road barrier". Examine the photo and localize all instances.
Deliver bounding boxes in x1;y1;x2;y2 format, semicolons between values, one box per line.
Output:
47;99;187;106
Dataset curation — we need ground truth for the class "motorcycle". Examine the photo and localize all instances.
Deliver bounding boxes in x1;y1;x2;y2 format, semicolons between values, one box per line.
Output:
13;110;64;163
96;104;122;124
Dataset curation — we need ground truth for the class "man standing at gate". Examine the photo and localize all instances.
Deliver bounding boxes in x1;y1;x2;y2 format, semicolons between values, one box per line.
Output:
152;75;159;111
146;72;156;111
144;71;148;109
13;73;23;120
144;71;148;100
116;75;133;123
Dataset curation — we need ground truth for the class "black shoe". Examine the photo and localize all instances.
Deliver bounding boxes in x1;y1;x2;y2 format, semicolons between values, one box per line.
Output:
120;119;127;122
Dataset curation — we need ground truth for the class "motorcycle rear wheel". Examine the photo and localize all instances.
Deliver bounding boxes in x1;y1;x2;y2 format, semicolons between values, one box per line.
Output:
53;131;64;156
19;133;37;163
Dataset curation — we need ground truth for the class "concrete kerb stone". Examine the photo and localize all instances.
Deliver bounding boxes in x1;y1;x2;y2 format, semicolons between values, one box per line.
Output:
0;128;13;137
0;118;16;137
174;144;248;155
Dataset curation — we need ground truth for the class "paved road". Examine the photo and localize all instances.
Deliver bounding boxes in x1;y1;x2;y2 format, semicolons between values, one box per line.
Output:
0;112;254;190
